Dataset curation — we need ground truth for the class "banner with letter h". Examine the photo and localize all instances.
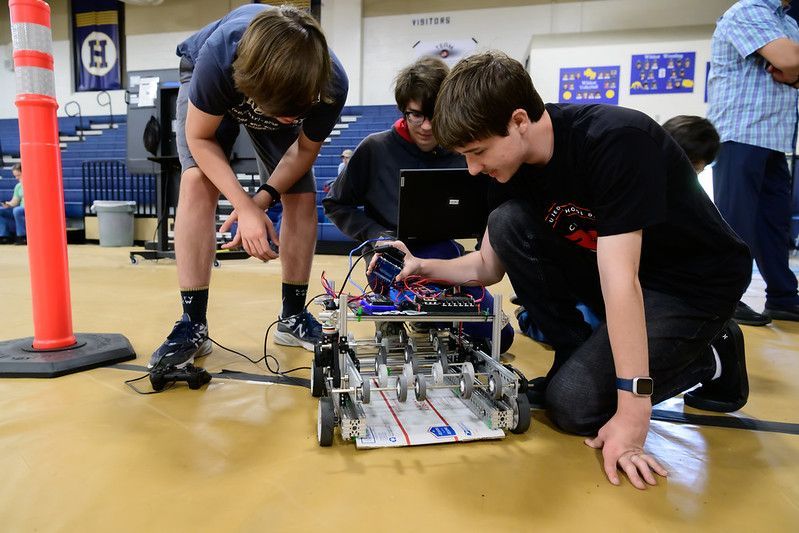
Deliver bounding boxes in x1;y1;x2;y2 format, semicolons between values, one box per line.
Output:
72;0;123;91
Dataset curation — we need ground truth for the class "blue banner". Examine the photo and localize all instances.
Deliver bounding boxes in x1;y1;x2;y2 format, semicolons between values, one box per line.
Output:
72;0;124;91
558;66;620;105
630;52;696;95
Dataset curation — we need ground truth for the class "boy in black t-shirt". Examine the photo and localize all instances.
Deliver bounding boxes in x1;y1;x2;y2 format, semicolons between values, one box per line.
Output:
149;5;348;369
373;51;751;490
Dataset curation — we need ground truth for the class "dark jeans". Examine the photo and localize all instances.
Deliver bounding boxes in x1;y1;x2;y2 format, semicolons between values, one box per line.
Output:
488;200;726;435
713;141;799;307
0;206;25;237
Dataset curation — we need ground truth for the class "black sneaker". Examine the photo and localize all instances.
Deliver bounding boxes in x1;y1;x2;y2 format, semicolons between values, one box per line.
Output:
148;313;212;369
684;321;748;412
274;311;323;351
525;376;548;408
733;301;771;327
763;303;799;322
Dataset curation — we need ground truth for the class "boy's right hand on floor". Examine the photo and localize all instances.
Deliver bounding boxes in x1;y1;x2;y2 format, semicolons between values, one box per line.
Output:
221;204;279;261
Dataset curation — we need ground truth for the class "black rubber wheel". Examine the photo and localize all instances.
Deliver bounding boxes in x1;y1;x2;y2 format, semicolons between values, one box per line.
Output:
213;259;221;268
310;364;325;397
318;397;335;446
187;375;201;389
149;373;165;392
130;256;138;265
510;394;532;434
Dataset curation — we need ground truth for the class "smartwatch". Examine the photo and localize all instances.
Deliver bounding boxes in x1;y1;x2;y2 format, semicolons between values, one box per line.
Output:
616;376;654;397
256;183;281;207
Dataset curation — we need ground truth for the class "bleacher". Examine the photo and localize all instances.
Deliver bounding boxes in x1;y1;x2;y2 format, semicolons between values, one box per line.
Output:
313;104;399;244
0;105;400;249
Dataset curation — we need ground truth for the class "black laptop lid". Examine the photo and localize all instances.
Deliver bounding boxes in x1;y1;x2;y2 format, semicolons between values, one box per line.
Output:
396;168;490;241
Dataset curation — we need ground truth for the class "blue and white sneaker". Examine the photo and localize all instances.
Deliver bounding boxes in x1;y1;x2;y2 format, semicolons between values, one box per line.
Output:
148;313;212;369
273;311;323;351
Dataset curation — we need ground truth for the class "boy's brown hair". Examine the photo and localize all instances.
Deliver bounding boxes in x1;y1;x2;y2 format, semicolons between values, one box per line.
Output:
433;51;545;150
393;56;450;119
233;6;332;117
11;163;21;173
662;115;720;167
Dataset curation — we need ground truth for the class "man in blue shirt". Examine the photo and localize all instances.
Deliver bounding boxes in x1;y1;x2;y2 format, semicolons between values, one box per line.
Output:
149;5;348;370
708;0;799;325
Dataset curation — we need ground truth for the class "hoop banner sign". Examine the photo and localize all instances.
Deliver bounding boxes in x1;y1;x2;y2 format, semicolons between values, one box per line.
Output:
558;66;620;105
72;0;123;91
414;39;476;67
630;52;696;95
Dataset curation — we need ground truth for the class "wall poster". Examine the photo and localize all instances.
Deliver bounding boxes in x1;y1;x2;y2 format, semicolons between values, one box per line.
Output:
558;66;620;105
630;52;696;94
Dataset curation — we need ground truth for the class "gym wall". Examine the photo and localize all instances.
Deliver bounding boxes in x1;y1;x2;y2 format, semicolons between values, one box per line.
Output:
0;0;735;119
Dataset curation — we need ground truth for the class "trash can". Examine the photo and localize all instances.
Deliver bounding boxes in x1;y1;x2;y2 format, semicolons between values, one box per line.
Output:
91;200;136;247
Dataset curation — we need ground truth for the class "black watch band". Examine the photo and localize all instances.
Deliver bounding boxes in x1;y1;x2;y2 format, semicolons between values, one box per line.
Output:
256;183;281;206
616;376;654;397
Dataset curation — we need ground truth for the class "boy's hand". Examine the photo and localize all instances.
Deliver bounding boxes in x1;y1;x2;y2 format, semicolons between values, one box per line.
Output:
367;240;419;281
219;189;275;235
221;203;279;261
218;210;238;235
584;397;668;489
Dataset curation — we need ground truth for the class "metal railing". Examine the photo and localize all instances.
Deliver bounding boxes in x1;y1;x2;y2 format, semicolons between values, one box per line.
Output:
64;100;84;141
96;91;114;128
81;160;156;216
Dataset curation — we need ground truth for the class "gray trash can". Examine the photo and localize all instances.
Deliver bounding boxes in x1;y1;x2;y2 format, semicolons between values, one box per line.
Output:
91;200;136;247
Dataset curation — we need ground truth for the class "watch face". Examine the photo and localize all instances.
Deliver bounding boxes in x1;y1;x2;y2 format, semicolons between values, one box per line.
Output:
634;377;654;396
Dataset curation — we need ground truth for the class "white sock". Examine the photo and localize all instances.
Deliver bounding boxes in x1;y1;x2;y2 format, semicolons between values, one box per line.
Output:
710;346;722;380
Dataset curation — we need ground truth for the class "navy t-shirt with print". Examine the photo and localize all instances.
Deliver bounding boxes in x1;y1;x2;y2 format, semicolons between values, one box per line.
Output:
176;4;348;144
490;103;751;316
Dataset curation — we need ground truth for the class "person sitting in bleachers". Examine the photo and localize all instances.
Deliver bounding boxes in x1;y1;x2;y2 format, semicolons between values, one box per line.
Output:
323;56;514;352
0;164;26;245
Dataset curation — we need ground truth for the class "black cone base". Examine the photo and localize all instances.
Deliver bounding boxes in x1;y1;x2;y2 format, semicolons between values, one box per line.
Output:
0;333;136;378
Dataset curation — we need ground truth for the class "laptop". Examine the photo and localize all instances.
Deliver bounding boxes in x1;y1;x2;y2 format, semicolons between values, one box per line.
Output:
396;168;491;241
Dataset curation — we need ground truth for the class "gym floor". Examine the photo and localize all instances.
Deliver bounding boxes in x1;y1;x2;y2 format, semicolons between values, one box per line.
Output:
0;245;797;531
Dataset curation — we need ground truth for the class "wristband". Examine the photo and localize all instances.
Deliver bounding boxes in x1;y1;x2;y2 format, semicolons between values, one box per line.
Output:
256;183;281;207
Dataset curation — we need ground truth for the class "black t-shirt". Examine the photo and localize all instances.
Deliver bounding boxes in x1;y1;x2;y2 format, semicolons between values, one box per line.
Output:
491;103;751;316
176;4;348;143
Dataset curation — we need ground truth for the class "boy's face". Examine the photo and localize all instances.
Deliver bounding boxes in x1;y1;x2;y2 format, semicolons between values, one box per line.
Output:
456;127;528;183
455;109;552;182
12;169;21;181
404;100;438;152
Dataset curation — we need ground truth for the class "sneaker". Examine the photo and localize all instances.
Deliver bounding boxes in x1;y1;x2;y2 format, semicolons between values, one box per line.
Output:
408;321;433;334
763;303;799;322
273;311;323;351
684;320;748;412
148;313;212;369
376;321;405;340
733;301;771;327
525;376;548;408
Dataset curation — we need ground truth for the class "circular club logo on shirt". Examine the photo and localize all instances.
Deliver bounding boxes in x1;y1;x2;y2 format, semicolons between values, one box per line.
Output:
80;31;118;77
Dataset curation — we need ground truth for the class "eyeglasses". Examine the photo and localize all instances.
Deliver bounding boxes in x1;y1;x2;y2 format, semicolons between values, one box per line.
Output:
403;110;430;126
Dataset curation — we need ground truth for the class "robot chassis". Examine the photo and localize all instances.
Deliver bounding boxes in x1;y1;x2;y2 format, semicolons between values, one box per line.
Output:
311;293;532;446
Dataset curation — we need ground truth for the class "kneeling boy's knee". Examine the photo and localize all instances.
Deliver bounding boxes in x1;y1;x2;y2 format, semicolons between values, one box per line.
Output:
545;385;607;436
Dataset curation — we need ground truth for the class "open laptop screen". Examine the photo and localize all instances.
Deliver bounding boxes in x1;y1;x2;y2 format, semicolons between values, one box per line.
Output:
396;168;491;242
